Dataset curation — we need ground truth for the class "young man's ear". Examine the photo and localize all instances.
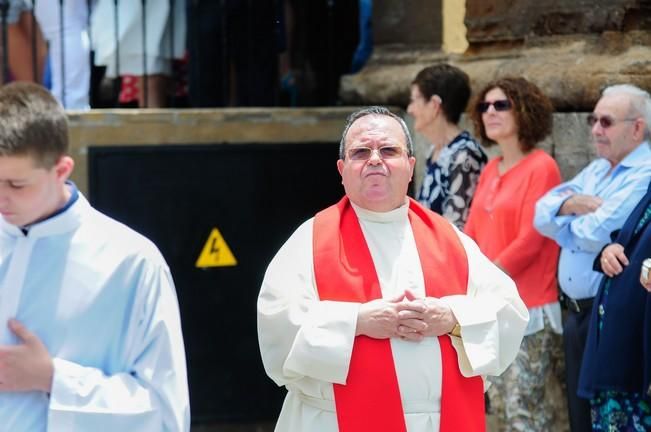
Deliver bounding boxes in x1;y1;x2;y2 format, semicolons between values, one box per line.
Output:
53;156;74;181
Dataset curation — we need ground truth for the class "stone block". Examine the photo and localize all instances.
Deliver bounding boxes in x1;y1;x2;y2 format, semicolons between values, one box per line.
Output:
340;32;651;111
465;0;650;43
374;0;443;46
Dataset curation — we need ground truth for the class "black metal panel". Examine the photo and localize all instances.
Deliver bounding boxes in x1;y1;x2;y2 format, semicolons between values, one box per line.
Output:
88;142;343;424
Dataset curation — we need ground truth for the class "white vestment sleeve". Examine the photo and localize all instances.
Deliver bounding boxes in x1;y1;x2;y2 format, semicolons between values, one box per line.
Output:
440;229;529;377
47;264;190;432
258;219;360;386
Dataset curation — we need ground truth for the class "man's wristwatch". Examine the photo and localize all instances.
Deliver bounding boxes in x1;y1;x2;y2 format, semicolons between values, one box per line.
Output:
449;323;462;337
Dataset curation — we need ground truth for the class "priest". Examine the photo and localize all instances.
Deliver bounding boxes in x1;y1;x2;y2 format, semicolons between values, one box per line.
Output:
257;106;529;432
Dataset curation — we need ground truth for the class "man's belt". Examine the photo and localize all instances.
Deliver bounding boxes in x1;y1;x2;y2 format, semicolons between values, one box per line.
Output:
559;292;594;313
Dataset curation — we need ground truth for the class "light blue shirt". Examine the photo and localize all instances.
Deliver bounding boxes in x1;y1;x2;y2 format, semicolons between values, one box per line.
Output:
534;142;651;299
0;192;190;431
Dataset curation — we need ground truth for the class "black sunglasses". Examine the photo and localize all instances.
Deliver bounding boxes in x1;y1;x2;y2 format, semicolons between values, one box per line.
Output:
346;145;405;161
477;99;512;113
586;113;637;129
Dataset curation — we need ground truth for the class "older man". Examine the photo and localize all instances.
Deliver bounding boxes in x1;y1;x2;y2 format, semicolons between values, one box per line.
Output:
257;106;528;432
534;84;651;432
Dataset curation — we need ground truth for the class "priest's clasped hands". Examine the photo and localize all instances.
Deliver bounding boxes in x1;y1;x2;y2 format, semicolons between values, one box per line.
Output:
355;289;457;341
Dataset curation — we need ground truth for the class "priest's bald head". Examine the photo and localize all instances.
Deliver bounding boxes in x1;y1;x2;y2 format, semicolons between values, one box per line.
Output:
337;107;416;213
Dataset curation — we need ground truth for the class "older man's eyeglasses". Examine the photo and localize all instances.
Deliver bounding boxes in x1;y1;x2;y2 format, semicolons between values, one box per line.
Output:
477;99;512;113
586;113;638;129
346;146;405;161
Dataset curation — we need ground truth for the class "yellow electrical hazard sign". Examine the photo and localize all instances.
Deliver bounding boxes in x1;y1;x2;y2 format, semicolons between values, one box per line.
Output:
195;228;238;268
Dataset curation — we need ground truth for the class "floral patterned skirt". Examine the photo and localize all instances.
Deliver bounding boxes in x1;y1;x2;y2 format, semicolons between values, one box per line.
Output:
591;391;651;431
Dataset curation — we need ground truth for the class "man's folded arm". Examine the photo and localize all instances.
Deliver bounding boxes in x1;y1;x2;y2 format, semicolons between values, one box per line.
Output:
561;175;651;252
534;187;577;239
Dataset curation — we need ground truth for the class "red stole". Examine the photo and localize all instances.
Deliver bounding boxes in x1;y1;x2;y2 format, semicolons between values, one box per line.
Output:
313;197;485;432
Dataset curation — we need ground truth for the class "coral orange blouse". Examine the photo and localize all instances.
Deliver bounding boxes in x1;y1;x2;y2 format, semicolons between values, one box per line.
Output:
465;149;561;308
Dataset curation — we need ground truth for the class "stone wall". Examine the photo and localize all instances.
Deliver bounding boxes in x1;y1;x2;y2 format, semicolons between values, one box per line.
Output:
465;0;651;43
373;0;443;46
340;0;651;111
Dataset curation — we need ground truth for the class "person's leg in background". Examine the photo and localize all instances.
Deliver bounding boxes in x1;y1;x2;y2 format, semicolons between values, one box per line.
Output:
138;74;168;108
34;0;90;109
186;0;224;107
563;308;593;432
488;318;568;431
137;0;185;108
7;1;47;83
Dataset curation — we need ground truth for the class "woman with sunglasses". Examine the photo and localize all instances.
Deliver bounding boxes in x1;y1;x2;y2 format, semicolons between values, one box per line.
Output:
408;64;487;229
464;77;565;431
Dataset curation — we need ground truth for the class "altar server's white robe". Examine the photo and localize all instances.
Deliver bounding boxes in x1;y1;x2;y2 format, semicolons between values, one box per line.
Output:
0;193;189;431
258;203;528;432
